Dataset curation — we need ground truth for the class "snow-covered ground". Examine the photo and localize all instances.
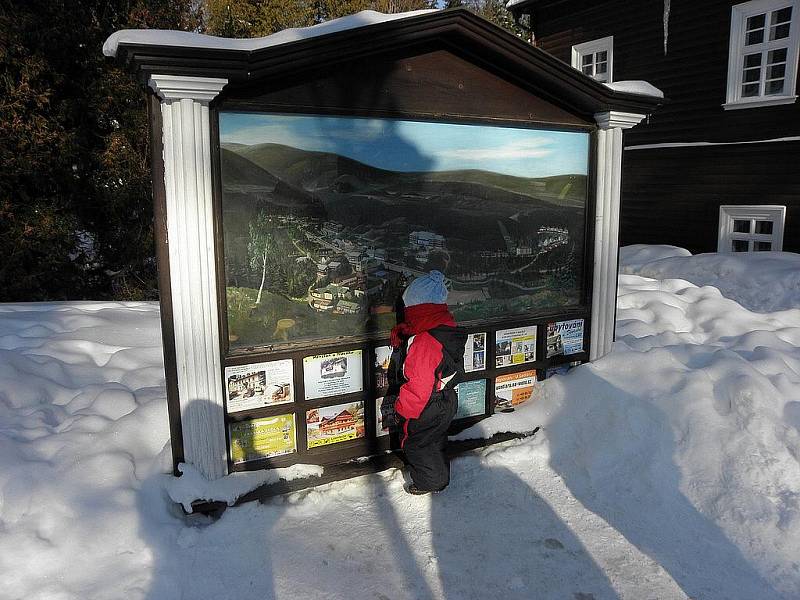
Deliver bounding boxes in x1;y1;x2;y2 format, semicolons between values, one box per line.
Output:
1;247;799;600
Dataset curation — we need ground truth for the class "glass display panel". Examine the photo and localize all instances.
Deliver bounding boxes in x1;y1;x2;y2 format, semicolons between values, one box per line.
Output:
219;113;590;351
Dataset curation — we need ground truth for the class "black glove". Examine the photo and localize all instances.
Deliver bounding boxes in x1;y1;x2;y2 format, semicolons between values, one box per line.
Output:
380;394;401;429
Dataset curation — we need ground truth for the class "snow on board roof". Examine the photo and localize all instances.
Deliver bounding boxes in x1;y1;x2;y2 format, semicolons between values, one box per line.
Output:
103;9;436;57
604;80;664;98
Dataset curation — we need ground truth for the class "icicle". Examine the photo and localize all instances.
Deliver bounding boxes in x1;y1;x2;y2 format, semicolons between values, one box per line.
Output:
663;0;671;55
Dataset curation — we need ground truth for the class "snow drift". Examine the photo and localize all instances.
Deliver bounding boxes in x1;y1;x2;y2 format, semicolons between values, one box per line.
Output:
1;247;799;599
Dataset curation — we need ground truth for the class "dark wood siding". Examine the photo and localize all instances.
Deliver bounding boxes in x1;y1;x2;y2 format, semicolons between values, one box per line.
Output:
621;141;800;253
531;0;800;144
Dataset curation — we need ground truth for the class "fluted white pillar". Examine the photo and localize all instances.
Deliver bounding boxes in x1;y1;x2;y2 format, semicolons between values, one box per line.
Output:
590;111;646;361
150;74;229;479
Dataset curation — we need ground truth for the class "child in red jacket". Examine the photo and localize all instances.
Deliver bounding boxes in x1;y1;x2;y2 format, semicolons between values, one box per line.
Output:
383;270;466;495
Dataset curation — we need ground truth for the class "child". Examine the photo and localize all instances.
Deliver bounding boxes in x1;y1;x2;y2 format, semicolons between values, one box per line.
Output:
383;270;466;495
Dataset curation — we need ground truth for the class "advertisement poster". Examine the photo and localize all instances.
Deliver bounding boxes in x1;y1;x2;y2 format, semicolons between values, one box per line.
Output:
495;370;538;411
495;326;537;368
373;345;393;390
224;359;294;413
229;414;296;464
376;397;391;437
546;361;582;379
303;350;364;400
463;332;487;373
546;319;585;358
455;379;487;419
307;401;365;448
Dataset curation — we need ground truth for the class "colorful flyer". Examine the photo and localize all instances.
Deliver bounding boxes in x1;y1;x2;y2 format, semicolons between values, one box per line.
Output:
224;359;294;413
376;397;391;437
546;319;585;358
373;345;393;390
546;361;582;379
463;332;487;373
303;350;363;400
229;414;296;464
495;326;537;368
494;370;537;411
455;379;487;419
306;401;366;448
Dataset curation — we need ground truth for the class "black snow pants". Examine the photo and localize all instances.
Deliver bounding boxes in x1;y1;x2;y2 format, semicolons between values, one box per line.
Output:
402;388;458;491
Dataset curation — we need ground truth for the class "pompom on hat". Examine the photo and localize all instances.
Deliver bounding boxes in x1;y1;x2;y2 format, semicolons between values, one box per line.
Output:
402;270;448;307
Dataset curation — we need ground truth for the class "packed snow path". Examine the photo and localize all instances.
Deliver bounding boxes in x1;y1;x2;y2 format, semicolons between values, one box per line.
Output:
1;247;798;599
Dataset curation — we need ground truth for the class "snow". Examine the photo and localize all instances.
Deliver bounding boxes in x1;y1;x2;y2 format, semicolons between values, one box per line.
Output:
103;9;436;57
604;80;665;98
1;246;799;598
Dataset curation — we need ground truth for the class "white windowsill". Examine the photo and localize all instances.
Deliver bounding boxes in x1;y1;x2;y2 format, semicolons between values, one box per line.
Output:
722;95;798;110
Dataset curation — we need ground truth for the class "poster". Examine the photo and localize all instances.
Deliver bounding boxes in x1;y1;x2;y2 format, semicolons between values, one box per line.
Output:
546;361;582;378
219;112;589;351
495;370;537;411
224;359;294;413
495;326;537;368
307;401;365;448
546;319;584;358
455;379;487;419
373;345;393;390
463;332;487;373
376;397;391;437
303;350;363;400
229;414;296;464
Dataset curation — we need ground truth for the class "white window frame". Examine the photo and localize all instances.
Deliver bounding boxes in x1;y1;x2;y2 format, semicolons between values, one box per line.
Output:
724;0;800;110
717;205;786;252
571;36;614;83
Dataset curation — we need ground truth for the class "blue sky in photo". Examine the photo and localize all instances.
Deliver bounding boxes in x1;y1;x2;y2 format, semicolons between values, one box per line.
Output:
220;112;589;178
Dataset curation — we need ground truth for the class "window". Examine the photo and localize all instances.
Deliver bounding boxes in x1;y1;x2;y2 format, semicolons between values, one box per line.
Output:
717;205;786;252
571;36;613;83
725;0;800;109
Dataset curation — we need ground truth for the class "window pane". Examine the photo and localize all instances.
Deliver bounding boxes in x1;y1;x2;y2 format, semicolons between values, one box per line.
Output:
755;220;774;235
766;79;785;94
769;48;787;63
743;67;761;82
772;6;792;24
746;29;765;44
771;22;791;39
754;241;772;251
744;53;762;68
768;63;786;79
596;61;608;74
747;13;766;29
733;219;751;233
596;51;608;62
582;54;593;66
742;82;761;97
732;239;750;252
581;65;593;75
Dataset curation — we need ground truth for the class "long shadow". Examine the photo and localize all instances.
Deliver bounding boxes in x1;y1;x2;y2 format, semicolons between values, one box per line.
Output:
543;368;784;599
430;455;619;600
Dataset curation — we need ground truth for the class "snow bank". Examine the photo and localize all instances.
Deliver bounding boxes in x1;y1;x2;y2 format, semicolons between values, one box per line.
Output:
1;246;799;598
620;244;800;312
103;9;436;57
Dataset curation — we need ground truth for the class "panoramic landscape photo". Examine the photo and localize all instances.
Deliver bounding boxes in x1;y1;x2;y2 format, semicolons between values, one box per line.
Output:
219;112;590;350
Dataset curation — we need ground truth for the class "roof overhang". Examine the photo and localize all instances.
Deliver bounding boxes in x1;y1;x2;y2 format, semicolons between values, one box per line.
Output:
106;8;662;120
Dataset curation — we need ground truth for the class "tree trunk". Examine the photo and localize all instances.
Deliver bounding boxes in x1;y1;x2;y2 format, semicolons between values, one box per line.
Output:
255;250;268;304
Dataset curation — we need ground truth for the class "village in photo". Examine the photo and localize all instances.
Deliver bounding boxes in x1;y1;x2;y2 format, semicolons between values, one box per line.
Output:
219;113;589;350
306;401;366;448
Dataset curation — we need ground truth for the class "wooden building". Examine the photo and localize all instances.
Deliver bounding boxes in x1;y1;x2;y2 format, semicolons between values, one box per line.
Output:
508;0;800;253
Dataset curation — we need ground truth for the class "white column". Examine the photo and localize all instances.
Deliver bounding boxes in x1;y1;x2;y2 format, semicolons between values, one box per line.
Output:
150;74;229;479
590;111;646;361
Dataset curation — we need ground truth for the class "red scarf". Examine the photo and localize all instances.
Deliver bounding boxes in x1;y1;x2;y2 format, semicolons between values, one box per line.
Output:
390;303;455;348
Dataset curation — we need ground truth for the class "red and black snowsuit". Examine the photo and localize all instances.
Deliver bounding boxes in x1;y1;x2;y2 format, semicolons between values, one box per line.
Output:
388;303;466;491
